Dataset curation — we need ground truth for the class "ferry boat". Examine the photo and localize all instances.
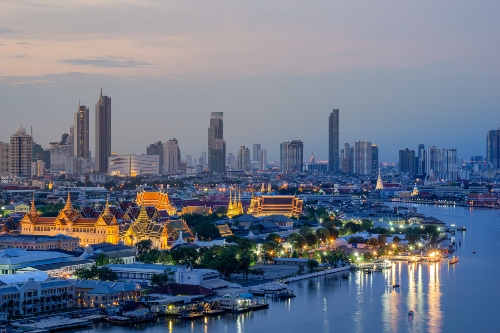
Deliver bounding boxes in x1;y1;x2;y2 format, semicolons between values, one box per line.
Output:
212;294;252;313
105;316;133;325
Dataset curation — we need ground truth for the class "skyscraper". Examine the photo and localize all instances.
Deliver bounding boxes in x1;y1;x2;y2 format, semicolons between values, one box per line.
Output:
259;149;267;171
164;138;180;173
486;129;500;169
50;133;73;172
208;112;226;173
237;145;250;171
398;148;418;175
280;140;304;173
341;142;353;174
95;89;111;173
253;144;261;162
9;125;33;177
147;141;164;173
328;109;340;172
74;103;90;160
353;140;372;175
0;142;9;176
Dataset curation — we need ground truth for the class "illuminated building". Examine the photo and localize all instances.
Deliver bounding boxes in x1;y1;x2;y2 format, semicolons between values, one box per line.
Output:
0;141;9;176
74;103;90;160
328;109;340;172
208;112;226;173
20;194;120;246
259;149;267;171
135;189;177;216
31;160;45;178
95;88;112;173
108;154;160;176
9;125;33;177
164;138;180;173
399;148;418;175
227;188;244;218
49;133;73;172
280;140;304;173
371;144;379;172
376;169;384;190
247;195;303;217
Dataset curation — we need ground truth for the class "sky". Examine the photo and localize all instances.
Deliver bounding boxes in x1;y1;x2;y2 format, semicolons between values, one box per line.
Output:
1;0;499;162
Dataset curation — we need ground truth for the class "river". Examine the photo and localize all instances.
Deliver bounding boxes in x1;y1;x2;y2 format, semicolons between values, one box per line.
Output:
93;204;500;332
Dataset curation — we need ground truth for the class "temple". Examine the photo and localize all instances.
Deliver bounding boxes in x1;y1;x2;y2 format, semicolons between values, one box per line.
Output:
20;193;120;246
246;195;303;217
227;188;244;218
20;191;192;249
375;169;384;190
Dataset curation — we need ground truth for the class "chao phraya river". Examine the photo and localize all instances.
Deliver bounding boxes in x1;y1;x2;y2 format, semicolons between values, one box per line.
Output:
92;204;499;333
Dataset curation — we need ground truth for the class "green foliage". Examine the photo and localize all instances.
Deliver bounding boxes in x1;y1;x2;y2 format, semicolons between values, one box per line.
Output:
38;203;64;217
74;264;117;281
95;253;109;266
261;240;283;262
393;236;401;244
291;250;299;258
136;240;153;255
366;238;379;249
361;220;373;231
344;221;362;234
170;248;200;266
182;214;221;240
287;233;306;249
306;259;319;273
150;268;174;287
347;236;365;244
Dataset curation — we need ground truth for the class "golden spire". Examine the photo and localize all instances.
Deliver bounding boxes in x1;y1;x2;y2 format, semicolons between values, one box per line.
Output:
64;191;73;211
30;193;38;216
228;187;234;210
237;189;242;209
102;194;111;216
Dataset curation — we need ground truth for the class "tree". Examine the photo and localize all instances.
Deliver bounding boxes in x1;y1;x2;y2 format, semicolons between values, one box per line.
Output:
366;238;379;249
361;220;373;231
288;233;306;250
95;253;109;266
306;259;319;273
344;222;362;234
97;267;117;281
109;257;125;264
377;234;387;247
238;251;258;280
136;240;153;255
347;236;365;244
305;233;318;248
214;206;228;217
170;248;200;266
150;268;174;287
265;233;281;243
393;236;401;245
193;222;220;240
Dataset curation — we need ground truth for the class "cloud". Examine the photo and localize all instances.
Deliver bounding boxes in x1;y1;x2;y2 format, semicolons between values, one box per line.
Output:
328;49;369;58
9;54;29;59
0;28;12;34
59;56;153;68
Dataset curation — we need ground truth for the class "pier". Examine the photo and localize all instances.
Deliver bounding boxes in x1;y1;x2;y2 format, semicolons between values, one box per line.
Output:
12;315;104;332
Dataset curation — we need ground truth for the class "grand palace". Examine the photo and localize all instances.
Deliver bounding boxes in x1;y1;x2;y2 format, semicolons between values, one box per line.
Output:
20;190;191;249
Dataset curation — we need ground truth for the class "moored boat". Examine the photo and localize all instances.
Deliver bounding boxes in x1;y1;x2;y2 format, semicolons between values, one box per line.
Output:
449;256;459;265
105;316;133;325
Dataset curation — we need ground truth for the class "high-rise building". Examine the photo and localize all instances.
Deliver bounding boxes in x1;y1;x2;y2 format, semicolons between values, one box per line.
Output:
109;154;160;176
371;144;379;172
398;148;418;175
280;140;304;173
425;146;441;175
353;140;372;175
9;125;33;177
442;148;458;180
208;112;226;173
95;89;111;173
253;144;261;162
486;129;500;169
74;103;90;160
186;155;193;167
0;142;9;176
417;143;425;174
200;151;207;166
227;153;236;168
328;109;340;172
31;160;45;178
147;141;164;173
259;149;267;171
164;138;180;173
32;142;45;162
50;133;73;172
341;142;353;173
237;145;251;171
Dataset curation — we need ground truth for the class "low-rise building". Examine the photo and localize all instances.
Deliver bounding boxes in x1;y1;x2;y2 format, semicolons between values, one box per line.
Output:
0;248;79;275
74;280;140;308
0;234;80;251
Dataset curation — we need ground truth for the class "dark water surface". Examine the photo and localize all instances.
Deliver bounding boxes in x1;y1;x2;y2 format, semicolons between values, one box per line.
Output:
92;205;500;332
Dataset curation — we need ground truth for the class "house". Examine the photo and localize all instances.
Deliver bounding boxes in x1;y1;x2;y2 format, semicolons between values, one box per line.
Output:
74;280;140;308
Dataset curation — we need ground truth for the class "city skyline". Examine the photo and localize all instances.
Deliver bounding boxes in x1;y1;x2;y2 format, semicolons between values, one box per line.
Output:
1;1;499;162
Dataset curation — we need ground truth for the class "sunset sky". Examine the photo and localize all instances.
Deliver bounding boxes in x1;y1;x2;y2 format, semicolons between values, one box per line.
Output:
1;0;499;161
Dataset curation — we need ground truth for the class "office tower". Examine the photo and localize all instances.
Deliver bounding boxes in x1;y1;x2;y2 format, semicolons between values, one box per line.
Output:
50;133;73;172
353;140;372;175
371;144;379;172
328;109;340;172
95;89;112;173
74;104;90;160
398;148;418;175
208;112;226;173
43;149;51;170
227;153;236;168
280;140;304;173
0;142;9;176
259;149;267;171
341;142;353;173
186;155;193;167
164;138;180;173
253;144;261;162
486;129;500;168
31;160;45;178
9;125;33;177
425;146;441;175
147;141;164;173
237;145;251;171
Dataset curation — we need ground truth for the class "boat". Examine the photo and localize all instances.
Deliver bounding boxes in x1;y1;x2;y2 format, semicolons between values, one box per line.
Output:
449;256;459;265
105;316;133;325
457;226;466;231
472;251;476;254
212;294;252;313
249;282;289;296
204;309;226;316
249;303;269;310
178;310;204;320
276;290;296;299
408;310;414;316
392;284;400;288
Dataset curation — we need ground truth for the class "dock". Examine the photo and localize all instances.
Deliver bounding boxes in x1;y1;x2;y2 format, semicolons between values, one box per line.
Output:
12;315;100;332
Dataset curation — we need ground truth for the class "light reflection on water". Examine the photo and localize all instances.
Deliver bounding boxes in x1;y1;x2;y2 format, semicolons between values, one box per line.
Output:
91;205;499;333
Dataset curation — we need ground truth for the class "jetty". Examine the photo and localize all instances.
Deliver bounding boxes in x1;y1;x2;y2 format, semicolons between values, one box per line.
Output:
12;316;94;332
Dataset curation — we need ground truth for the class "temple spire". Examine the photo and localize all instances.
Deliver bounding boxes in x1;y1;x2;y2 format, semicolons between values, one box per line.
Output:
102;194;111;216
30;192;37;216
64;191;73;210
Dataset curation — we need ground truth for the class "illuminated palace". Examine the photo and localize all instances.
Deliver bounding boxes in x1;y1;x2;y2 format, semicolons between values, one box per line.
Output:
21;190;192;249
247;195;303;217
227;189;244;218
20;194;120;245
